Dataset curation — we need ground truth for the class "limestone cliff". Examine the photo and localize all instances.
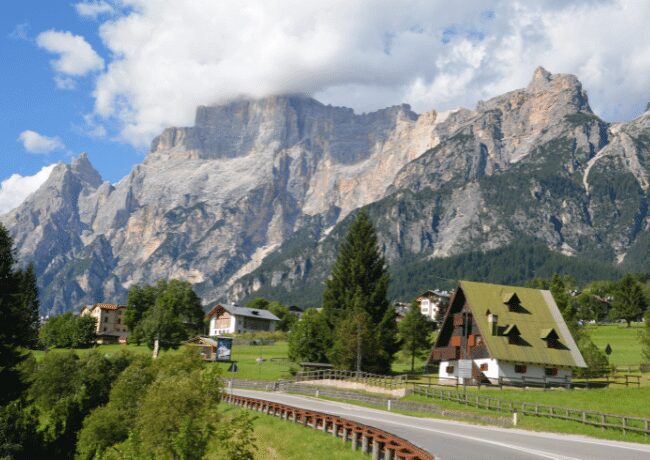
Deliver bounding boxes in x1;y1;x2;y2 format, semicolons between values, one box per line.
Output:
4;69;649;313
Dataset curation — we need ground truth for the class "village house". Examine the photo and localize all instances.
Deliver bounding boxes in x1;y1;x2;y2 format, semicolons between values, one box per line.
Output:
80;303;129;344
416;289;450;322
429;281;586;386
206;303;280;335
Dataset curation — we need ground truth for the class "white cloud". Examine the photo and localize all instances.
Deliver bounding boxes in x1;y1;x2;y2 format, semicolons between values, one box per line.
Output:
18;130;65;154
82;0;650;146
36;30;104;76
0;165;56;214
74;1;116;19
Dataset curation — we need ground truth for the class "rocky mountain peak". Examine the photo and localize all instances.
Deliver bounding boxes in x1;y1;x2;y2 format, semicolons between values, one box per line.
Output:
71;153;103;188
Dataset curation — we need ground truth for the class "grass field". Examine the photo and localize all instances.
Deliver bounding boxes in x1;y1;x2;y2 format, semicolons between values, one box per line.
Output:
585;323;646;367
210;406;364;460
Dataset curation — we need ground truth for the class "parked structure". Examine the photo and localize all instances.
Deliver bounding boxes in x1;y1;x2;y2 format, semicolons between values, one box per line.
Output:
429;281;586;386
80;303;129;344
416;289;450;321
206;303;280;335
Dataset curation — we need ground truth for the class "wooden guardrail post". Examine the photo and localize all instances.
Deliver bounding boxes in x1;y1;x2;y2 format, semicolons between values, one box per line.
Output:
361;434;369;453
371;439;381;460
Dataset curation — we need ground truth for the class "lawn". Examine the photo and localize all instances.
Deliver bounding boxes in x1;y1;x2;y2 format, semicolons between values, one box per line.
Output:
210;406;365;460
585;323;646;367
215;341;295;380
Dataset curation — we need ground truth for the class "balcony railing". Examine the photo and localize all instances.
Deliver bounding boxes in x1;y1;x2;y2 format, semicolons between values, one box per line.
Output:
431;346;459;361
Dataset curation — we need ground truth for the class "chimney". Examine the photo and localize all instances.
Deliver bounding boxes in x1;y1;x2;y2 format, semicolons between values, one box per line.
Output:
487;314;498;336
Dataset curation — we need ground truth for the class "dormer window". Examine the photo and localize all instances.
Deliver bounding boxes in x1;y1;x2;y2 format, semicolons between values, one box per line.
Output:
503;324;522;345
541;328;561;348
503;292;522;312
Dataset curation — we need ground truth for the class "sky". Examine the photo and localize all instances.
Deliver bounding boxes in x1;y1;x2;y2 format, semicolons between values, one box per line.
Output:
1;0;650;214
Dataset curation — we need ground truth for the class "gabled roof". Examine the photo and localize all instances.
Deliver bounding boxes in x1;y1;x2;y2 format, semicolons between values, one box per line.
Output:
82;303;125;313
416;289;450;300
186;336;218;347
459;280;586;368
205;304;280;321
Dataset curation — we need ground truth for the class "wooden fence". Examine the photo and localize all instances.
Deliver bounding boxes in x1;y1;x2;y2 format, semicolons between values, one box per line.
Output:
412;385;650;436
295;369;408;390
223;392;432;460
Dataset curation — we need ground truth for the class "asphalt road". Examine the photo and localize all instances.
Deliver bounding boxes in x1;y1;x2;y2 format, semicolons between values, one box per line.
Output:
232;389;650;460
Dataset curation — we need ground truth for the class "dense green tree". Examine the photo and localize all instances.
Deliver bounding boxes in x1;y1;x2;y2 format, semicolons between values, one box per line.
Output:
125;283;159;345
39;313;97;348
610;274;647;327
129;280;204;351
0;224;40;405
322;212;397;373
575;292;609;322
329;296;378;371
398;302;435;371
245;297;271;310
0;399;44;460
28;350;134;459
288;308;329;363
268;302;298;332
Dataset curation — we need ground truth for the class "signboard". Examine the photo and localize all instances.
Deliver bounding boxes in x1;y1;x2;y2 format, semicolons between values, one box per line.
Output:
216;337;233;362
457;359;473;379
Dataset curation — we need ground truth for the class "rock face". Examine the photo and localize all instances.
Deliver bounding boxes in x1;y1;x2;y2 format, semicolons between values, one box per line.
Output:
3;68;650;313
3;96;447;314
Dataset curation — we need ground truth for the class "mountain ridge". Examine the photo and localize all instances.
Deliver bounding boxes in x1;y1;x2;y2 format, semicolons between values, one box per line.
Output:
3;68;649;314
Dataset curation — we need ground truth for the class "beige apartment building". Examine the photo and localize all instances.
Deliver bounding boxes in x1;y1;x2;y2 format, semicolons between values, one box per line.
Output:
80;303;129;344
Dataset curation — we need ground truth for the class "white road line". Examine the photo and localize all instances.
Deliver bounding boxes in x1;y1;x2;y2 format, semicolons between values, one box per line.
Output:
236;390;650;458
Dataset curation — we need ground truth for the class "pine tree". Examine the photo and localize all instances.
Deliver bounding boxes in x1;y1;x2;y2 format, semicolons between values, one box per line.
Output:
0;224;40;404
611;274;647;327
322;212;397;373
398;301;434;371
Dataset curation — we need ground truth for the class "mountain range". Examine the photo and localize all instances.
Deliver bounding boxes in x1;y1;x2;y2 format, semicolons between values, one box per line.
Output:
3;67;649;314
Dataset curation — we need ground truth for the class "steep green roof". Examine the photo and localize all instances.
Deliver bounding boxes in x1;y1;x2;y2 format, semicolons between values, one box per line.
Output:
460;280;586;367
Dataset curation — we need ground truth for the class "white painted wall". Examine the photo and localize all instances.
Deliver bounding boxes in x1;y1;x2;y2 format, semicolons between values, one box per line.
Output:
209;315;236;335
438;358;572;384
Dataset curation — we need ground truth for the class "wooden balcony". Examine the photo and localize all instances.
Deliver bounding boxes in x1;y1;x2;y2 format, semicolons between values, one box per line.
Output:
431;347;460;361
453;313;464;326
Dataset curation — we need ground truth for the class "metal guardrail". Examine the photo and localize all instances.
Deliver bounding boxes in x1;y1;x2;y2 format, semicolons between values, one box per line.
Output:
295;369;408;390
412;385;650;436
224;393;433;460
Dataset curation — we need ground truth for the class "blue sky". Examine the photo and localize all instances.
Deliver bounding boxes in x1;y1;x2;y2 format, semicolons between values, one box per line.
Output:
0;1;139;186
1;1;649;214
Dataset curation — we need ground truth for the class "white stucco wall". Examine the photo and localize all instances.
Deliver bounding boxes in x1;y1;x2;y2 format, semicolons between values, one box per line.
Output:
438;358;572;384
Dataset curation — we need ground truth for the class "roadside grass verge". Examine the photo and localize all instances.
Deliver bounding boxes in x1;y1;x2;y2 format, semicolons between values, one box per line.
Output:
408;385;650;418
212;405;364;460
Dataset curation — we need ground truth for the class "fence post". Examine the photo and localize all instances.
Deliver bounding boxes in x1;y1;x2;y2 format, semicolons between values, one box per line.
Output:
371;439;381;460
351;432;360;450
622;417;627;436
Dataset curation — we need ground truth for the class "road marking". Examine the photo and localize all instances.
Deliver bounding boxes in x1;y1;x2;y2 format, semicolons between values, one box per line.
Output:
235;390;650;457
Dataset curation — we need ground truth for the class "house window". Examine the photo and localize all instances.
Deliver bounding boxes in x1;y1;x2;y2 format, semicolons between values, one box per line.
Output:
545;367;558;376
514;364;527;374
547;338;560;349
117;318;121;324
445;365;455;374
475;335;483;346
103;326;107;332
479;363;488;372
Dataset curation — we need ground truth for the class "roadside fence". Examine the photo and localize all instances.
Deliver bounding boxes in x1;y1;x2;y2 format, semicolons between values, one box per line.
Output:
295;369;408;390
412;384;650;436
223;392;433;460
